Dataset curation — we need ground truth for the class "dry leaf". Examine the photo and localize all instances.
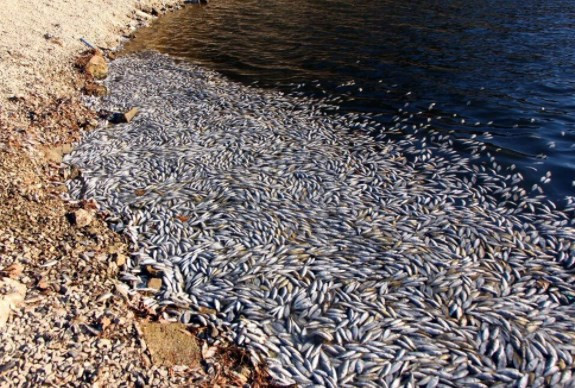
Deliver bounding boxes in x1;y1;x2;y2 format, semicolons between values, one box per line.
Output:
135;189;146;196
176;215;190;222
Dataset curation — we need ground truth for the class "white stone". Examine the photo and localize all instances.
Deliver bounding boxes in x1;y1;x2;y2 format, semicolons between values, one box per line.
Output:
0;278;26;328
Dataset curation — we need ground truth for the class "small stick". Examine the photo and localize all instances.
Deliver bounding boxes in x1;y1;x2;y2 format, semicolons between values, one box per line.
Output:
80;37;97;51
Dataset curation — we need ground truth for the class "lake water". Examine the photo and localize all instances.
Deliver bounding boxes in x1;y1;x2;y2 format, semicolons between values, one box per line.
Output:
124;0;575;201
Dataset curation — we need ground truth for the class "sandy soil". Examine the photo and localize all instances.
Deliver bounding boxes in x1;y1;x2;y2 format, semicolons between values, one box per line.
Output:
0;0;167;99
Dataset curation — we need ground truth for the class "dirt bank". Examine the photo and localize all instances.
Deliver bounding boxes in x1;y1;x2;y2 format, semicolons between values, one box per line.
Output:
0;0;269;386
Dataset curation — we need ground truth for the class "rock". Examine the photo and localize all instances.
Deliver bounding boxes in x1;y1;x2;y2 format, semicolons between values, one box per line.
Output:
41;144;73;164
107;261;119;276
69;165;82;180
141;354;153;368
81;198;99;211
135;10;153;20
144;265;161;277
109;107;140;124
68;209;94;228
37;277;50;291
96;338;112;350
41;147;63;164
148;278;162;290
0;263;23;279
44;33;62;46
100;316;112;330
0;360;17;374
83;82;108;97
60;143;73;155
7;94;25;102
115;253;127;267
139;322;200;366
123;107;140;122
0;278;26;328
85;54;108;80
201;343;217;359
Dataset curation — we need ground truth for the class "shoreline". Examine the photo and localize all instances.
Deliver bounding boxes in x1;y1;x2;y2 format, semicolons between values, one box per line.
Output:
0;1;266;385
68;33;575;388
4;0;575;386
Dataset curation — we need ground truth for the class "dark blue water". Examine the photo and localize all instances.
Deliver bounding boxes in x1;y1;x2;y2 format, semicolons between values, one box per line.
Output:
124;0;575;200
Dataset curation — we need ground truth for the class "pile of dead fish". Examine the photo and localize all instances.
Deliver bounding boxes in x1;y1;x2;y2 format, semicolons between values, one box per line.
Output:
66;52;575;387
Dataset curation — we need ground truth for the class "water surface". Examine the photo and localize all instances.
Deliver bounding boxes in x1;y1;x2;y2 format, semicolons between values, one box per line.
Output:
124;0;575;200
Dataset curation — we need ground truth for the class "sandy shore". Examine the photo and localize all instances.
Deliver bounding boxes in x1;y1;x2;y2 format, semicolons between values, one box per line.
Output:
1;0;168;99
0;0;266;386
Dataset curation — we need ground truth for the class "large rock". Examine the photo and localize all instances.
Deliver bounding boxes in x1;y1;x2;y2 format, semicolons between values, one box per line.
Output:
68;208;94;228
41;146;63;164
0;278;26;328
41;144;73;164
147;277;162;290
140;322;200;366
109;107;140;124
85;54;108;80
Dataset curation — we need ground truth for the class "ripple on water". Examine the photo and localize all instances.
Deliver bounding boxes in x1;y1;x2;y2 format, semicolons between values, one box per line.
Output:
123;0;575;199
